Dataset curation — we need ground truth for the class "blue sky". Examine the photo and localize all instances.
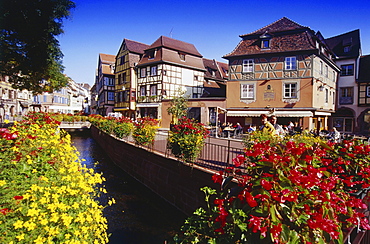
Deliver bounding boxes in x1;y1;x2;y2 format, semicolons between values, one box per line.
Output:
58;0;370;86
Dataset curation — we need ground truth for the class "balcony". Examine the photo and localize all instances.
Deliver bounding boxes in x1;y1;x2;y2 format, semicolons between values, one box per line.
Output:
137;95;162;103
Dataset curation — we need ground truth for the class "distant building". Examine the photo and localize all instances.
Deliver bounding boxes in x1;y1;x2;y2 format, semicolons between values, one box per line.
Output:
96;53;115;116
357;54;370;135
325;29;368;135
36;77;90;114
223;17;340;132
0;75;33;121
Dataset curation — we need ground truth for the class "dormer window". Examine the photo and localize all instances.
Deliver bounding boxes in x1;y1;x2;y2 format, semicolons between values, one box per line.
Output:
262;39;270;49
179;52;185;61
148;50;156;59
260;32;271;49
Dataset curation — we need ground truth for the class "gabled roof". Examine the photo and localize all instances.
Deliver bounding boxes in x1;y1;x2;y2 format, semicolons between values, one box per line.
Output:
224;17;318;58
203;58;228;81
325;29;361;59
137;36;205;71
358;55;370;82
99;53;115;64
147;36;202;57
216;61;228;79
241;17;307;37
124;39;149;54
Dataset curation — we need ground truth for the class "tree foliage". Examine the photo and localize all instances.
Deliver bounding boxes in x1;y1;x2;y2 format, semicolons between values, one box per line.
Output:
0;0;76;94
167;88;189;125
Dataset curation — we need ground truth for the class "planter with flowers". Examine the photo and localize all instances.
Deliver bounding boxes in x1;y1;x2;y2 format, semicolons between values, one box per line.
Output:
132;117;159;146
175;132;370;244
168;117;209;164
113;117;134;139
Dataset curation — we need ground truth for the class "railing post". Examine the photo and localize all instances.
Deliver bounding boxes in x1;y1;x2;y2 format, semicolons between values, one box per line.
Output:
226;139;231;168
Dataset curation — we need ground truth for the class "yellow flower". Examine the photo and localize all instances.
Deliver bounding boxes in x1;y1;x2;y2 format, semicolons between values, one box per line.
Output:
0;180;6;186
24;221;36;231
34;235;46;244
4;119;9;123
40;218;48;225
13;220;24;229
16;234;25;241
27;208;40;217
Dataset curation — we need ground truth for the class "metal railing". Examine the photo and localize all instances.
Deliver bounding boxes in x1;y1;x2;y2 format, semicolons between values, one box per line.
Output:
121;132;245;172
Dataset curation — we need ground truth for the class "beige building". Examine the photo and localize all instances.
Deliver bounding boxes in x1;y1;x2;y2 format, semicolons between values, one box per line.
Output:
223;17;340;132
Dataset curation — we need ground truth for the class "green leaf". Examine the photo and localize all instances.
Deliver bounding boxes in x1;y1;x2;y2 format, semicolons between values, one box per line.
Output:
269;204;280;222
257;161;273;167
289;230;300;244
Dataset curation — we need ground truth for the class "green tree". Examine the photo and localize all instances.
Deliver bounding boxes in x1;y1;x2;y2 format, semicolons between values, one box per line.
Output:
0;0;76;94
167;88;189;125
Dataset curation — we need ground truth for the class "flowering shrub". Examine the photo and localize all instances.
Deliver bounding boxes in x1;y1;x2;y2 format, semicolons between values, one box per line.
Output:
132;117;159;146
113;117;134;139
0;115;110;243
176;133;370;243
168;117;209;163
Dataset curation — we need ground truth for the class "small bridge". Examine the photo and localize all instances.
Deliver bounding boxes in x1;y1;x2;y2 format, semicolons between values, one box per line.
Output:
59;121;91;132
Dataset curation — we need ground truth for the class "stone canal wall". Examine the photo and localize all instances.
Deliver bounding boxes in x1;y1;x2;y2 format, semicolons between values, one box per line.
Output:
91;126;220;215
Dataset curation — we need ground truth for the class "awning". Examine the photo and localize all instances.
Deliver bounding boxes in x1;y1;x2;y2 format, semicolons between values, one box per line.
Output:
136;103;159;108
274;111;313;117
49;105;82;111
227;110;313;117
314;111;332;116
114;107;129;111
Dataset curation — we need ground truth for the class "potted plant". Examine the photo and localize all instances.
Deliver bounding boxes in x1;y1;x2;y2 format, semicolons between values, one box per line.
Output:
168;117;209;164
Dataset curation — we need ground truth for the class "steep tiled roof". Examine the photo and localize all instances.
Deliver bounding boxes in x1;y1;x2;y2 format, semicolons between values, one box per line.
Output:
124;39;149;54
137;36;205;71
241;17;307;36
147;36;202;57
224;17;317;58
358;55;370;82
99;53;115;64
325;29;361;59
216;61;228;79
203;58;228;81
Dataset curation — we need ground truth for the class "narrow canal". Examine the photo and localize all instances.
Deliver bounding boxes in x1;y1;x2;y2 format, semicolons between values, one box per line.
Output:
69;131;187;244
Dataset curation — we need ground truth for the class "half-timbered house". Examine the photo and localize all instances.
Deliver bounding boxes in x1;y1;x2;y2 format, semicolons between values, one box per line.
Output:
114;39;149;119
96;53;115;116
136;36;206;127
223;17;340;132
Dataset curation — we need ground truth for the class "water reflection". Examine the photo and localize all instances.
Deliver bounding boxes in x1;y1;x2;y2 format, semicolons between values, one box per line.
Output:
70;131;186;244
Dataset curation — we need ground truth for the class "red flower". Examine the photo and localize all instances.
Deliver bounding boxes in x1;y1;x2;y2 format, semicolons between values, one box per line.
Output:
13;196;23;200
261;179;273;190
245;192;258;207
0;208;10;215
232;155;245;167
212;171;223;184
270;223;282;239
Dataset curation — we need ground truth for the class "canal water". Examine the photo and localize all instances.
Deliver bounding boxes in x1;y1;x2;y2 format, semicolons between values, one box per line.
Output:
69;131;187;244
